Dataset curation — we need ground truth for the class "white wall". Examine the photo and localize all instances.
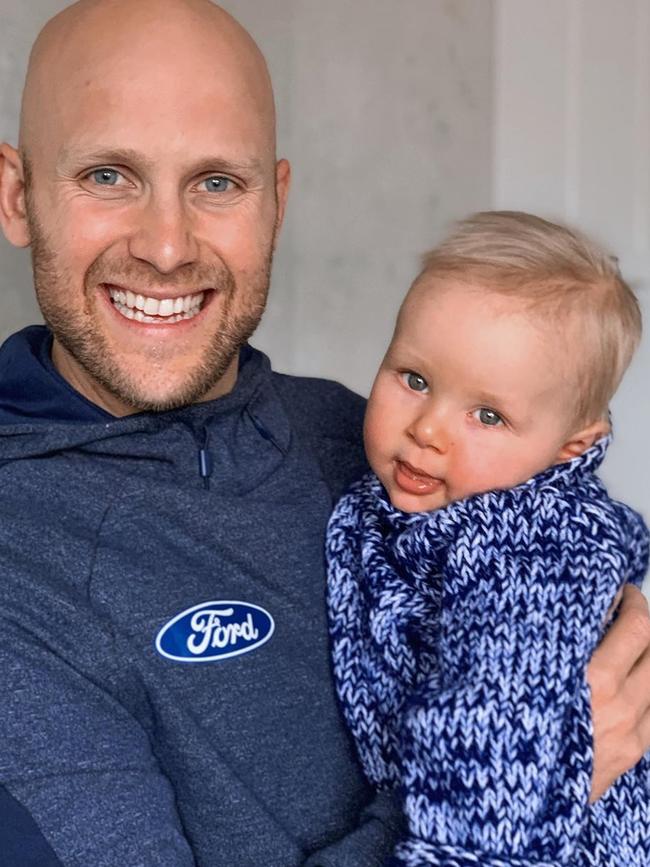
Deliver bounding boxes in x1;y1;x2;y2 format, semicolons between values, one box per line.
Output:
494;0;650;531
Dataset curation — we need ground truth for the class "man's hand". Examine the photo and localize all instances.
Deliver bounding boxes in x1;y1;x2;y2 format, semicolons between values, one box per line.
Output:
588;584;650;802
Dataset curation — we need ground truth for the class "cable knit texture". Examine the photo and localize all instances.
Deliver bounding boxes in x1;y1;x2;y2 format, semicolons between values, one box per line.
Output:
327;438;650;865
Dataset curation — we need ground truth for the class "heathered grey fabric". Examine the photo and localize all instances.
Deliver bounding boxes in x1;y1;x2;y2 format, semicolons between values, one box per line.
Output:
0;327;403;866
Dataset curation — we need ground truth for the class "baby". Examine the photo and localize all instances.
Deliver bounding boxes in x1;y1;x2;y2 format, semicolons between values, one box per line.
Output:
327;211;650;866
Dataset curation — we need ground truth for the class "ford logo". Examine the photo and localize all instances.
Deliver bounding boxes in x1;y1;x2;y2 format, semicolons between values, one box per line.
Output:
155;600;275;663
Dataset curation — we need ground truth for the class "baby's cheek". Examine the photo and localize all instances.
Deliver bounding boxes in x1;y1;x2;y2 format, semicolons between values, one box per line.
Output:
450;441;508;499
363;407;387;472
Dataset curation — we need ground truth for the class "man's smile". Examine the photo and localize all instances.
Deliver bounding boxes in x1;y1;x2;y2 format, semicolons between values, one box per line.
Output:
106;285;210;325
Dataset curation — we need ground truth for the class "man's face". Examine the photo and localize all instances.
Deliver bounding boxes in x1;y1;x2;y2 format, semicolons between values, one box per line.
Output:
18;30;287;414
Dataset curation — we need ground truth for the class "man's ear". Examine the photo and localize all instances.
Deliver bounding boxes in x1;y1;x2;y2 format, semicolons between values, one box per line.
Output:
0;144;31;248
556;418;610;462
273;158;291;244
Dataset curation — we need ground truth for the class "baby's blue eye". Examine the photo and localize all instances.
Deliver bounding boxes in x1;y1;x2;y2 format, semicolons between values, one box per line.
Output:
404;372;428;392
91;168;121;186
201;176;233;193
477;408;503;426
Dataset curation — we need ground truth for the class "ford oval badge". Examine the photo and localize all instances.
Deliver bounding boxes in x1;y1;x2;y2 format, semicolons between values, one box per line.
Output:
156;600;275;663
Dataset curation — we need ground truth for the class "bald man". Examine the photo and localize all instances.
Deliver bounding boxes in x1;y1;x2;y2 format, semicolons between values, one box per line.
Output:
0;1;648;865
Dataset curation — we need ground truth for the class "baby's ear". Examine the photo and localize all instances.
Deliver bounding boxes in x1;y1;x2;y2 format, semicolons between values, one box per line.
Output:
556;418;610;462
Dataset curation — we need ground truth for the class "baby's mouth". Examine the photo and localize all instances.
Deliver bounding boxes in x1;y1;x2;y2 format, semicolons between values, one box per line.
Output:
106;285;209;324
394;460;444;494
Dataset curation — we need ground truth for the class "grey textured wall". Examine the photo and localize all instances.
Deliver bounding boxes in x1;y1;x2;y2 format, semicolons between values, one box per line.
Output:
0;0;495;397
0;1;67;344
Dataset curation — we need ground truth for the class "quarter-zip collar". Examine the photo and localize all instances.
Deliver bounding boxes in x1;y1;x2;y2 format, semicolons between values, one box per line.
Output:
0;326;291;489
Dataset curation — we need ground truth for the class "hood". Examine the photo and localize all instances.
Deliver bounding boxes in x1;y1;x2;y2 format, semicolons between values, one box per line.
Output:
0;326;290;488
0;326;113;425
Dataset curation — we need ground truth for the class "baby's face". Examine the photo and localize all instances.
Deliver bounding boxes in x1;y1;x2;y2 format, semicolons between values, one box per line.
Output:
364;279;581;513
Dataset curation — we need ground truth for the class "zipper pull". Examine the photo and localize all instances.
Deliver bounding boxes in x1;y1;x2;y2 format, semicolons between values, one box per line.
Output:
197;427;213;489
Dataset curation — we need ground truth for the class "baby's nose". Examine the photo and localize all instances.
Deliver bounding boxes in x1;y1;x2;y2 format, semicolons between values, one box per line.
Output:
408;410;451;453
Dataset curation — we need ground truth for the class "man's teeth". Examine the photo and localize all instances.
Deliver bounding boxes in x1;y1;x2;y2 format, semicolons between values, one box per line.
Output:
108;288;205;323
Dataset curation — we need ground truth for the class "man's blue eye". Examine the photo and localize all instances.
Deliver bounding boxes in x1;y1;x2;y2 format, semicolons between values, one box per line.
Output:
405;372;428;392
91;169;121;186
478;408;503;426
202;176;233;193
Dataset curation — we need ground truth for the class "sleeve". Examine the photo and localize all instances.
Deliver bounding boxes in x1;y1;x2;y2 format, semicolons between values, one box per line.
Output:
304;789;405;867
0;616;197;867
390;491;645;867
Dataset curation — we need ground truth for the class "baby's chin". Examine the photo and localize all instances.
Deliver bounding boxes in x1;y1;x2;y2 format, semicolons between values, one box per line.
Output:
386;482;498;514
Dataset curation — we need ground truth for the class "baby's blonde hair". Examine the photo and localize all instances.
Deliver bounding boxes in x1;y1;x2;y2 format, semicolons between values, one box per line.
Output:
417;210;642;425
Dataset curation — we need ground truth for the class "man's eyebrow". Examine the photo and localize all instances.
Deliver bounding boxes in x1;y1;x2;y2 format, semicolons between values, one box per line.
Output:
57;147;151;170
57;147;264;175
188;156;265;176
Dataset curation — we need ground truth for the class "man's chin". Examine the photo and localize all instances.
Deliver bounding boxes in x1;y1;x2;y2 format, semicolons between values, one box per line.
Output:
97;365;238;415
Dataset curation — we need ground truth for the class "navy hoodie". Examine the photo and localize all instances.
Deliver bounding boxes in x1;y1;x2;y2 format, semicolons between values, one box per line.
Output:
0;326;402;866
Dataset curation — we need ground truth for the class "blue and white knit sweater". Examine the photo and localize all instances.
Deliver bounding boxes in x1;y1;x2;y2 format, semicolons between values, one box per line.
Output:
327;438;650;866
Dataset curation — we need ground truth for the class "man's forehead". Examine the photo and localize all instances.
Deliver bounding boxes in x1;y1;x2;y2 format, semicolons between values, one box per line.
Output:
42;79;272;175
20;0;276;161
39;30;261;107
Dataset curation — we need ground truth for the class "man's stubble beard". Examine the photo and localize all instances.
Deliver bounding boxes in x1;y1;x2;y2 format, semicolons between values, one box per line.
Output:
26;206;273;414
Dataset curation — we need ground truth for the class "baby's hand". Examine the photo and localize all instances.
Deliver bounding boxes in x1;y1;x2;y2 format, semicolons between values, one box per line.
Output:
588;584;650;801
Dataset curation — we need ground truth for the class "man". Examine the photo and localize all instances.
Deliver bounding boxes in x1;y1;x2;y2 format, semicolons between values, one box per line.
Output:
0;1;648;864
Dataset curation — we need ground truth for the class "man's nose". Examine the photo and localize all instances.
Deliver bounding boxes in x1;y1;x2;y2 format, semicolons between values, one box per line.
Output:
407;405;451;454
128;198;198;274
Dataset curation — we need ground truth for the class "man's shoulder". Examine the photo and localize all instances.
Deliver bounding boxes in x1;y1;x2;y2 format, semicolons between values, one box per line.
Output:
271;370;366;445
270;371;368;498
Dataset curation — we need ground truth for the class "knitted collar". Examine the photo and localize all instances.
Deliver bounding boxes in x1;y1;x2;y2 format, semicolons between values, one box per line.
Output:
338;435;612;633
